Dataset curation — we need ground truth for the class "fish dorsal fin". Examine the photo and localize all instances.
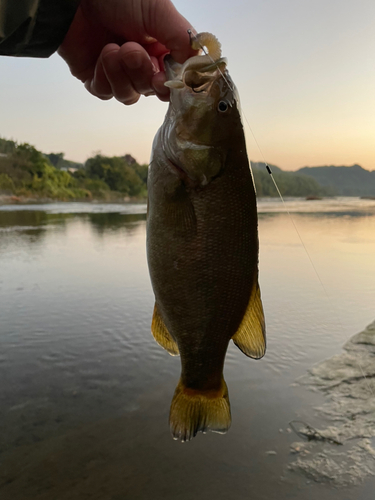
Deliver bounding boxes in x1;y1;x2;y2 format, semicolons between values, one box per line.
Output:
232;281;266;359
151;303;180;356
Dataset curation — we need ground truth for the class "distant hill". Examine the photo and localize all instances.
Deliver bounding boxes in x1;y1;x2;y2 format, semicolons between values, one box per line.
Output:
251;162;283;174
250;162;332;197
296;165;375;196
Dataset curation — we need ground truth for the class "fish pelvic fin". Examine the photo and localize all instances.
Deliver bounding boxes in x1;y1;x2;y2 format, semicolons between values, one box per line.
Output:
169;378;231;442
151;303;179;356
232;280;266;359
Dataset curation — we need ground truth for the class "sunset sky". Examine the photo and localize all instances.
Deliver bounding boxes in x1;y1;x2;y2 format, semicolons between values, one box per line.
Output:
1;0;374;171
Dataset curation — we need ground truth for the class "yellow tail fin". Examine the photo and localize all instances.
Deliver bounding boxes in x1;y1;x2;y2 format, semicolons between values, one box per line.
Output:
169;378;231;442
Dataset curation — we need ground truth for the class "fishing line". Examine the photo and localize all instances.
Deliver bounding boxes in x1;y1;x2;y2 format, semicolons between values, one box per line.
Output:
189;28;334;295
187;28;374;395
263;165;374;397
238;84;375;397
257;164;375;398
255;161;375;398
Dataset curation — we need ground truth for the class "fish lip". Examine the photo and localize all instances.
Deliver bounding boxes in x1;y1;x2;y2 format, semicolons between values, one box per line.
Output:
164;54;228;94
164;55;182;81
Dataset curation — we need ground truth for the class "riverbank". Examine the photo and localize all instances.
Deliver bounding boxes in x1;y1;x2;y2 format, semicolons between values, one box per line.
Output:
291;321;375;486
0;194;147;205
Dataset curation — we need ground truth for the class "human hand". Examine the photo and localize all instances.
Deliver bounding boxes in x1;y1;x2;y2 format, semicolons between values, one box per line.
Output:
57;0;196;104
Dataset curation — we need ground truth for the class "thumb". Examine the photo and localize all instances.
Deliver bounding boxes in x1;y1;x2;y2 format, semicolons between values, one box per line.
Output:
142;0;197;63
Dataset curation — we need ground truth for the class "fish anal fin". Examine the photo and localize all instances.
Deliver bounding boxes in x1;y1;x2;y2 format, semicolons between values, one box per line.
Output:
151;304;179;356
232;281;266;359
169;378;231;442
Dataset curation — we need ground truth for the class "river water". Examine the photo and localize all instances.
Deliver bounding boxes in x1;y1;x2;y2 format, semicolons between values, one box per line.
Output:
0;198;374;499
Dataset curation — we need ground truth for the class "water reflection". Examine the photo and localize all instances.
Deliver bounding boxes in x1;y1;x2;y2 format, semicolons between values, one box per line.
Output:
0;212;75;252
0;200;375;500
0;211;148;253
0;210;48;228
87;212;147;236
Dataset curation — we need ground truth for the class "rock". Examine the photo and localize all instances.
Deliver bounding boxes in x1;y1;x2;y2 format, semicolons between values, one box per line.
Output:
289;320;375;486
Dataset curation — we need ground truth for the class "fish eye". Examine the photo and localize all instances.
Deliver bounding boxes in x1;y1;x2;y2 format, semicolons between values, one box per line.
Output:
218;101;229;113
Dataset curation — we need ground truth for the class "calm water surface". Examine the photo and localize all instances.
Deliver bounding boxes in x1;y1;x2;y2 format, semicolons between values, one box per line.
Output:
0;198;375;499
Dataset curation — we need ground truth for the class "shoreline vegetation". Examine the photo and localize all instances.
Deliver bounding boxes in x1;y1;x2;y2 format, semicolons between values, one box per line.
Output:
1;137;374;203
0;138;148;204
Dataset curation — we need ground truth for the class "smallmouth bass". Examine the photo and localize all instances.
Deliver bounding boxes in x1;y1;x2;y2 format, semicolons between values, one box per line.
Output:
146;32;266;441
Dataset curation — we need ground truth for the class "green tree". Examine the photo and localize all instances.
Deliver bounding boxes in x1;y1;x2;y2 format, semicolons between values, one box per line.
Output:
0;137;17;155
84;154;147;196
0;173;15;192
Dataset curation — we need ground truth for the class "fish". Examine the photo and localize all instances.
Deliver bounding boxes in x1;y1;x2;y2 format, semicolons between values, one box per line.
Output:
146;32;266;442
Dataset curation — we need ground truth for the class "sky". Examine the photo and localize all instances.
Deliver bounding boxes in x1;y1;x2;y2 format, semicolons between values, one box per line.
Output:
0;0;374;171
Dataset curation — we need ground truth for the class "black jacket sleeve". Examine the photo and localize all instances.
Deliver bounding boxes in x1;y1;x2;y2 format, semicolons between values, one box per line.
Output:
0;0;79;57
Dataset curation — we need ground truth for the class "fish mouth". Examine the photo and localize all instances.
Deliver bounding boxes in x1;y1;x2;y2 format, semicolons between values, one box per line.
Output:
164;54;227;92
164;55;181;82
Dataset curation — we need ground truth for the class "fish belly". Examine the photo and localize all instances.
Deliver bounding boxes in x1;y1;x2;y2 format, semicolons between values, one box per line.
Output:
147;152;258;381
146;146;261;441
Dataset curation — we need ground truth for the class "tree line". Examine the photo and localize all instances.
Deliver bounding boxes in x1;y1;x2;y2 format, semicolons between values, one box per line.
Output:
0;138;329;201
0;138;148;200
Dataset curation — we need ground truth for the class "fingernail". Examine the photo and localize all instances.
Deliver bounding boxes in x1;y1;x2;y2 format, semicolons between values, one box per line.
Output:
144;91;156;97
152;63;159;75
125;53;142;70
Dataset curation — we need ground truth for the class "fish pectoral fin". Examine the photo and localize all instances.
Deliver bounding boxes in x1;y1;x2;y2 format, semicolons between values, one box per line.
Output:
165;184;197;237
151;303;179;356
232;281;266;359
